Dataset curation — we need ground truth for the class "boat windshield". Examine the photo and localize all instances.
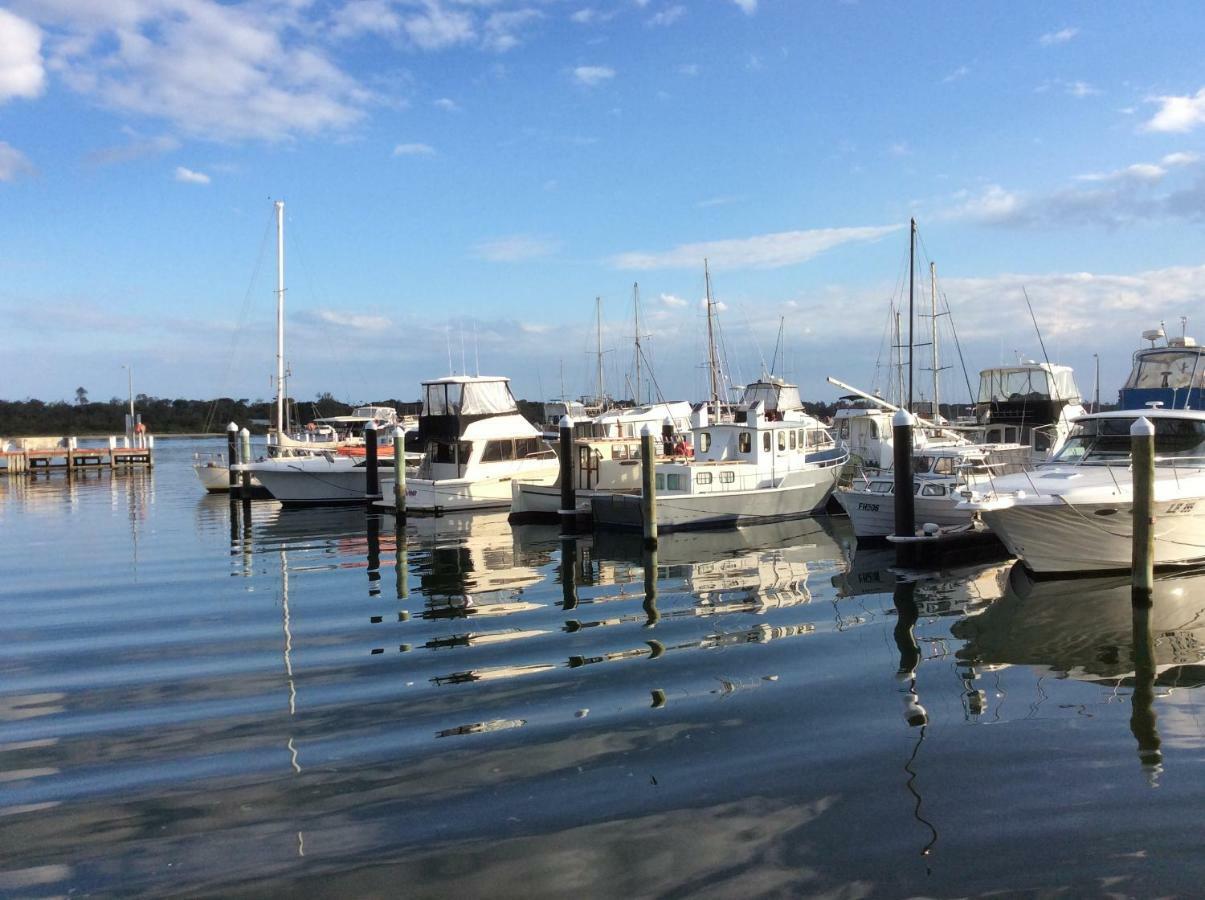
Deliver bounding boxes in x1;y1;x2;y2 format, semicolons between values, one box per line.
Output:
1051;416;1205;466
1124;350;1205;390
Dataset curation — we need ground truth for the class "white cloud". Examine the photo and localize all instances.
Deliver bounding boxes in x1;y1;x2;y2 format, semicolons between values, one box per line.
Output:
1076;162;1167;184
87;130;179;166
1039;27;1078;45
660;293;688;307
174;165;210;184
612;225;902;271
945;185;1026;224
731;0;757;14
677;63;699;76
1066;80;1099;98
402;4;475;50
433;96;460;112
648;5;685;26
696;195;742;209
888;141;910;157
0;141;34;181
314;309;392;330
0;9;44;102
474;234;559;262
942;65;969;84
1144;87;1205;133
573;65;614;86
330;0;401;39
483;9;542;52
1162;151;1200;167
393;142;436;156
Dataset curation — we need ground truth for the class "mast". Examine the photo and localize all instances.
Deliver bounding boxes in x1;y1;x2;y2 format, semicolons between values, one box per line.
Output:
930;261;939;421
595;296;604;407
908;217;915;413
633;282;642;405
705;259;721;415
274;200;286;441
894;306;903;408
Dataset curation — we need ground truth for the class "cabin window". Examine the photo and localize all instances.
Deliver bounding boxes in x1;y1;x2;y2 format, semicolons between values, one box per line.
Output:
839;420;849;439
612;444;629;460
920;484;947;497
720;470;735;484
762;432;771;452
739;433;752;453
699;432;712;452
869;481;893;493
655;473;665;490
481;439;515;462
777;431;787;452
697;471;713;485
798;428;805;447
789;431;797;450
432;441;457;464
1033;430;1053;453
666;473;683;491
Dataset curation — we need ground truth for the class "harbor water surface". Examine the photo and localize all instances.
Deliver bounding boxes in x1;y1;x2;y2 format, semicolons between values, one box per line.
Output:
3;438;1205;896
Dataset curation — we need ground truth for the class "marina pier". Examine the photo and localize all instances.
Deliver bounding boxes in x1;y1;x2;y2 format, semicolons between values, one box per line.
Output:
1;436;153;475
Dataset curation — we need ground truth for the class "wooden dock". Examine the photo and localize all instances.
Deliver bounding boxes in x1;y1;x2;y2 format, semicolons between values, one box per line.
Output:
1;439;154;475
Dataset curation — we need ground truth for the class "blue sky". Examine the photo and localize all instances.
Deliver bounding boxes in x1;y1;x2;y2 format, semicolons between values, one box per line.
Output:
2;0;1204;411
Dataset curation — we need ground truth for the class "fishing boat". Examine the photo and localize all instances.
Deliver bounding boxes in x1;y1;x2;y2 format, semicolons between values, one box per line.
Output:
378;375;559;513
962;408;1205;573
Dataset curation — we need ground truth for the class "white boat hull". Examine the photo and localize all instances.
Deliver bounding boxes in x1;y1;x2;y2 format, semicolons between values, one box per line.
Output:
246;458;378;505
591;468;840;532
194;463;263;493
982;499;1205;574
833;489;973;538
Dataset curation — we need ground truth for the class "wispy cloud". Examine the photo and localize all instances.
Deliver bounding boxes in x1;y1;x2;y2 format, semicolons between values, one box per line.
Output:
731;0;758;14
174;165;210;184
677;63;700;76
1066;80;1099;98
612;225;902;270
571;8;615;25
0;9;44;103
433;97;460;112
474;234;559;262
942;65;969;84
0;141;34;181
1144;87;1205;133
312;309;392;330
573;65;615;86
393;142;435;156
483;9;542;52
648;5;685;26
1039;27;1079;45
695;195;743;209
660;293;688;307
87;131;179;166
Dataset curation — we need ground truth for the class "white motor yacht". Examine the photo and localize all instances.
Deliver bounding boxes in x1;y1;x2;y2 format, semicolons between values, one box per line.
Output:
962;409;1205;573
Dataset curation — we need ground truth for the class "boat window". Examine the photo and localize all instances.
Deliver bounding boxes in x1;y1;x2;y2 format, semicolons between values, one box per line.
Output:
699;432;712;452
739;433;752;453
1053;416;1205;465
838;420;849;440
612;444;629;460
1124;351;1205;390
798;428;805;448
1032;429;1053;453
720;470;735;484
424;383;449;416
789;430;797;450
665;473;683;491
869;481;893;493
655;473;665;490
763;432;771;452
920;484;946;497
697;471;713;485
777;431;787;452
481;439;515;462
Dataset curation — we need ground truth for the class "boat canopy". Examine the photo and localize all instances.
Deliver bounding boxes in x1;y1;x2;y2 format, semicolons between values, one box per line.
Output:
423;377;517;417
740;379;802;412
977;365;1080;404
1123;348;1205;390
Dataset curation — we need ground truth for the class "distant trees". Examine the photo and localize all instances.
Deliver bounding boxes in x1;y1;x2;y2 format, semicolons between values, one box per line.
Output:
75;386;88;405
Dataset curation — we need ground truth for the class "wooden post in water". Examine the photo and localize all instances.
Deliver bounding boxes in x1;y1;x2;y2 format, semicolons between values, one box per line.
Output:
239;427;252;496
392;425;407;520
1130;600;1163;780
364;421;379;502
226;422;239;492
1131;416;1155;602
640;423;658;549
892;409;916;566
558;415;576;534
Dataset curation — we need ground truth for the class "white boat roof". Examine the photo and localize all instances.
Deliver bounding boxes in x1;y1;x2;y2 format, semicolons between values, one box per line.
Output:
423;375;510;385
1074;408;1205;423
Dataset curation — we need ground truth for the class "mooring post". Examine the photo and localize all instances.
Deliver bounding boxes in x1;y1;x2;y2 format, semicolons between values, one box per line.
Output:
1130;600;1163;780
239;427;252;496
226;422;239;493
661;414;675;456
1131;416;1155;602
364;421;379;502
892;409;916;566
559;415;576;534
640;423;658;549
392;425;407;519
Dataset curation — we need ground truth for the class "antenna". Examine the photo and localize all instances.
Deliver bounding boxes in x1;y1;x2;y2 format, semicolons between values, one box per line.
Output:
1021;286;1059;400
445;326;453;375
908;217;915;413
459;321;466;376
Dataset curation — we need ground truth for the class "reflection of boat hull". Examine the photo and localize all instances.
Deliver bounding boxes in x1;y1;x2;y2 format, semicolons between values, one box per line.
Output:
982;500;1205;574
591;515;845;566
834;489;971;538
590;470;839;532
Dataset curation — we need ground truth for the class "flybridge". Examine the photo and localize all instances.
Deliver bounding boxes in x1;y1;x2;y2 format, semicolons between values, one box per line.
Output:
1120;325;1205;411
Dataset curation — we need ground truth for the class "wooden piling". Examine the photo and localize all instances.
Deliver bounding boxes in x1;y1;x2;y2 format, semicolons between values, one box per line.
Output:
559;415;576;534
892;409;915;566
226;423;239;492
392;425;407;520
364;421;380;501
1131;416;1155;601
640;423;658;549
239;427;252;496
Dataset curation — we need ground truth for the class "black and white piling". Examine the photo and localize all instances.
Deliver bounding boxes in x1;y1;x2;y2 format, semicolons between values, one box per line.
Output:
239;427;252;496
640;422;658;549
392;425;407;519
364;421;380;502
226;422;239;491
558;415;576;534
1131;416;1155;601
892;409;915;565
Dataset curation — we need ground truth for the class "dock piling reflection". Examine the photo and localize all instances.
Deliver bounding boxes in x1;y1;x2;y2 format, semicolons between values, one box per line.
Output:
1130;600;1163;782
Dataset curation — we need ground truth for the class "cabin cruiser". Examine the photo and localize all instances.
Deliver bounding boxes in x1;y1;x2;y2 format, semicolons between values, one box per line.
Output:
591;400;848;532
961;409;1205;573
1119;325;1205;411
378;375;559;513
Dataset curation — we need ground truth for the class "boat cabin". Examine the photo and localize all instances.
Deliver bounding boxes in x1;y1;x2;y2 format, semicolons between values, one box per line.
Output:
735;377;805;421
976;363;1081;451
1120;327;1205;411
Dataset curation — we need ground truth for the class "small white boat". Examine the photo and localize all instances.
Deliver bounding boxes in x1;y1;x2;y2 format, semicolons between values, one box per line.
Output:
962;408;1205;573
591;398;847;532
379;375;559;513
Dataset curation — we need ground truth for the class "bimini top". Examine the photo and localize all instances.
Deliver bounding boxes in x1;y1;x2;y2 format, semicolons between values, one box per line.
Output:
422;376;517;417
740;378;803;412
977;364;1081;404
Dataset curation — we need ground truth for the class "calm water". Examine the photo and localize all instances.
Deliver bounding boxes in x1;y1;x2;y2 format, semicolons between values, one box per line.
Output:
3;438;1205;897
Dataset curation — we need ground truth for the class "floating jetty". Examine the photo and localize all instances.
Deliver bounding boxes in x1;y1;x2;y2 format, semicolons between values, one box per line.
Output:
1;436;154;475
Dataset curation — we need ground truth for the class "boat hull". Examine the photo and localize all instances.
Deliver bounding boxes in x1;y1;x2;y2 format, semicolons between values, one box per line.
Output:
982;499;1205;574
591;468;839;532
833;489;973;538
249;459;374;505
383;468;559;514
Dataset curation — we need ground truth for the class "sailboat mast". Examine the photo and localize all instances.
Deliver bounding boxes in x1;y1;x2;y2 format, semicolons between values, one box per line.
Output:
275;200;286;440
930;260;939;421
908;217;915;413
705;259;721;415
894;307;903;408
595;296;604;407
633;283;642;405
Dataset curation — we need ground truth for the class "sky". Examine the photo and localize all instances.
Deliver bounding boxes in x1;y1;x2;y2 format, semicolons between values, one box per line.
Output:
1;0;1205;412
